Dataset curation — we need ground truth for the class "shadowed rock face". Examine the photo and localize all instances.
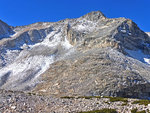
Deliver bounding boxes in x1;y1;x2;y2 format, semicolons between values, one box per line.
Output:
0;11;150;99
0;20;14;39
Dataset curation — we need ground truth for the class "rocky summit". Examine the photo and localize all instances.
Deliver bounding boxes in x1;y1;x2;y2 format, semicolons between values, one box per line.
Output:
0;11;150;101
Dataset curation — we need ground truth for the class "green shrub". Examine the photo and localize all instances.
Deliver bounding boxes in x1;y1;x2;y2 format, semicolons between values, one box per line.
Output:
78;108;117;113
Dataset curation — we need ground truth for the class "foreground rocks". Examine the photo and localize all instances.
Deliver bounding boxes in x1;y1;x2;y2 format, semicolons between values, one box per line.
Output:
0;89;150;113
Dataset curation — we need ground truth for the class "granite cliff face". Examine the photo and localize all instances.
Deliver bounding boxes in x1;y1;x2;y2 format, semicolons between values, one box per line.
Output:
0;11;150;99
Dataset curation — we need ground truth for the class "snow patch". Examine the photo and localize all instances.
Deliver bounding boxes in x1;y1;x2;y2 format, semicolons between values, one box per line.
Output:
72;19;97;33
121;29;126;33
144;58;150;64
0;54;55;89
61;37;73;49
29;30;72;49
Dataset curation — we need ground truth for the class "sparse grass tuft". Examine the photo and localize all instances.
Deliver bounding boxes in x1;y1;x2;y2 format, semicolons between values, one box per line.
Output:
61;96;102;99
60;96;75;99
131;108;146;113
78;108;118;113
131;108;138;113
78;96;101;99
108;97;128;103
121;101;128;106
104;101;110;105
137;111;146;113
132;99;150;106
61;96;129;104
27;92;36;96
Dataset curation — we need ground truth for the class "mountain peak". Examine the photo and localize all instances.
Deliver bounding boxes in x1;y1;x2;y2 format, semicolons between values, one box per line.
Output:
0;19;14;39
81;11;106;21
1;11;150;100
0;19;8;25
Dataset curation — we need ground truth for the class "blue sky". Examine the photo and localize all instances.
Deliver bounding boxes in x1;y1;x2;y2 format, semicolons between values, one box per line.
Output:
0;0;150;31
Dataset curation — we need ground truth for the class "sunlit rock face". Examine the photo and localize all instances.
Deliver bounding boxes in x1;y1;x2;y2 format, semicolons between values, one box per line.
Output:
146;32;150;37
0;11;150;99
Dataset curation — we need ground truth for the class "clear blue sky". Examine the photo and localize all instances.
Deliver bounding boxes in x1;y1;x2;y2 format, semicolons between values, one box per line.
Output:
0;0;150;31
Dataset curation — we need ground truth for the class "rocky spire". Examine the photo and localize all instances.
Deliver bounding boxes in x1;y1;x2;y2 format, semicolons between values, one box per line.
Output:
80;11;106;21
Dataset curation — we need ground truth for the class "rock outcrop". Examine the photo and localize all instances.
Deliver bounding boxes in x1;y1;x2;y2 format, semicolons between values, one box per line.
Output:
146;32;150;37
0;11;150;99
0;20;14;39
